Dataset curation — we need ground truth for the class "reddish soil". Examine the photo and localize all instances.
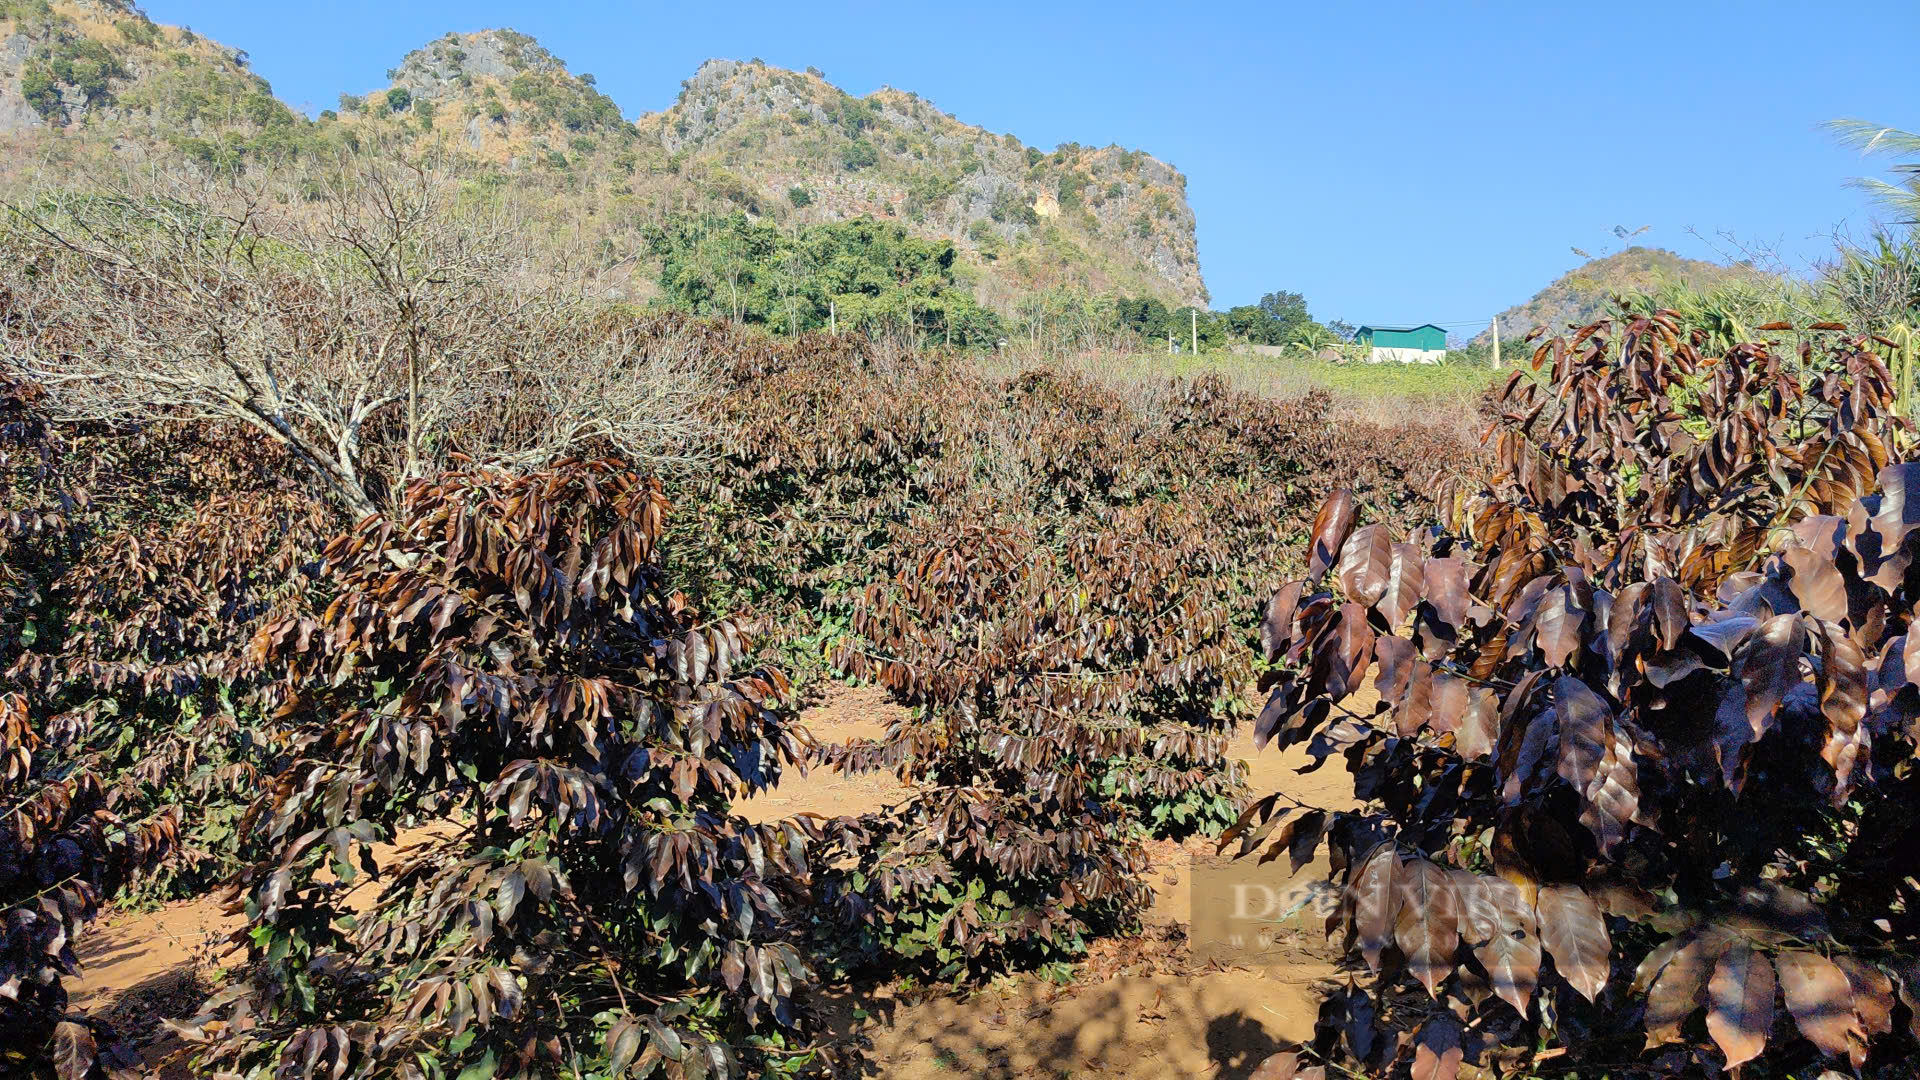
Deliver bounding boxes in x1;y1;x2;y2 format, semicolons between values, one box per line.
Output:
68;681;1364;1078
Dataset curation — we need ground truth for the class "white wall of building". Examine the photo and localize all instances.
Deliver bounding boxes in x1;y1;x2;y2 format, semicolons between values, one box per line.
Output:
1367;345;1445;365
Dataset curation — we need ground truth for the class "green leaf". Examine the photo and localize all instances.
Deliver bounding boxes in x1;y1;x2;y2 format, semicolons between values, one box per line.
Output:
454;1048;498;1080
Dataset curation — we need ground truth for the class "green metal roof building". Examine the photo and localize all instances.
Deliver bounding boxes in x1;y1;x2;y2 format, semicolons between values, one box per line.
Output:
1355;324;1447;364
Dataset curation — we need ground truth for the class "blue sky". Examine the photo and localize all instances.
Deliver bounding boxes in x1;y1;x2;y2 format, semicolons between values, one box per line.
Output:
146;1;1918;330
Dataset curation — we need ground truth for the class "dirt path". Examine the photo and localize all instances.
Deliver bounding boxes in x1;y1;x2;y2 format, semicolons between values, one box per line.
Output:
69;681;1362;1078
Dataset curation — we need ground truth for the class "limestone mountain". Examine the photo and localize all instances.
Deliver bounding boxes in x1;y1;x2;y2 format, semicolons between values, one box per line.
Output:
334;29;633;162
339;46;1206;308
0;0;305;152
640;58;1206;307
0;9;1209;310
1473;246;1760;345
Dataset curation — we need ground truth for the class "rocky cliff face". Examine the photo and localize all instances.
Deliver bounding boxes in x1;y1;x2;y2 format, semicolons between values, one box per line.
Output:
352;29;631;165
0;29;40;135
0;0;289;138
0;11;1210;310
643;58;1207;306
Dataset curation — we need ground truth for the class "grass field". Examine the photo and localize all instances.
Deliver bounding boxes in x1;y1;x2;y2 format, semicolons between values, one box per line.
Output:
1000;348;1506;436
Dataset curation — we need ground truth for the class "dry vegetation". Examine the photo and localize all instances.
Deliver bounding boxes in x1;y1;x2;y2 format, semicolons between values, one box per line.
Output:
5;153;1920;1080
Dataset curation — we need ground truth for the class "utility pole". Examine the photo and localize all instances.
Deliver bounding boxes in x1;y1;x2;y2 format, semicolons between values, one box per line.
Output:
830;300;836;336
1491;316;1501;369
1191;309;1199;357
1168;330;1174;355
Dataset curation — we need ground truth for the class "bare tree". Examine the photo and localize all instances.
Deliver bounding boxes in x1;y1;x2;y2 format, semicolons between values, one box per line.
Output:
487;316;718;471
0;157;711;517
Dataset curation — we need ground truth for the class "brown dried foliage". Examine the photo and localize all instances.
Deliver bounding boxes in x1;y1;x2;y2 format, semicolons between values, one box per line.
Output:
1246;313;1920;1076
1;375;191;1079
177;459;821;1079
663;326;1474;974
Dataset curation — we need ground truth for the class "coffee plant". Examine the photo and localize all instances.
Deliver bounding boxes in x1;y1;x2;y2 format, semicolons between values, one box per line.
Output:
1;375;186;1079
647;322;1475;983
1238;313;1920;1076
677;327;1471;821
176;459;826;1079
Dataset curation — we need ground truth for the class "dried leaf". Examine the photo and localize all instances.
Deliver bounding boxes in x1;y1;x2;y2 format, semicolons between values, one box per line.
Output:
1706;942;1775;1068
1534;586;1586;669
1423;556;1469;631
1410;1013;1464;1080
1378;543;1426;628
1349;843;1400;972
1739;613;1803;739
1536;885;1610;1002
1836;956;1893;1040
1394;858;1460;997
1308;489;1357;585
1775;950;1857;1058
1650;578;1690;651
1248;1052;1299;1080
1552;676;1611;796
1261;582;1305;661
1336;524;1393;606
51;1021;97;1080
1784;546;1848;623
1647;930;1729;1046
1474;875;1540;1015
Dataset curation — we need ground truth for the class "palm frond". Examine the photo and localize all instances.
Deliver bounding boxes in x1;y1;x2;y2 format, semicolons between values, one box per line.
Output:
1829;119;1920;224
1826;118;1920;157
1842;177;1920;224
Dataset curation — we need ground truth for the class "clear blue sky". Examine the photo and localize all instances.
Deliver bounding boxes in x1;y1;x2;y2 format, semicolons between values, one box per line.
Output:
146;1;1918;330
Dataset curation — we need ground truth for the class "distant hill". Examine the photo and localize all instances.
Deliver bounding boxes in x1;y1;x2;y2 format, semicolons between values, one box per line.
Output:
0;0;303;144
0;5;1209;311
1473;247;1762;345
640;59;1206;307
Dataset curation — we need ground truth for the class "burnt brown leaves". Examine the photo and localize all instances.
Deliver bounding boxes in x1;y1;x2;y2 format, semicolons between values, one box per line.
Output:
1251;315;1920;1075
176;461;819;1079
1;375;232;1078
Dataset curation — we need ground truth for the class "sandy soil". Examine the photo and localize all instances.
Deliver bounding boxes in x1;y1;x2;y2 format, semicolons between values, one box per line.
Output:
68;680;1365;1078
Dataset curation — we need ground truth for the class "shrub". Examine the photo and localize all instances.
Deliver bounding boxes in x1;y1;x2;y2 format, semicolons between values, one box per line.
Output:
841;137;878;171
1244;312;1920;1076
19;64;59;119
988;187;1038;228
179;460;825;1078
670;328;1473;981
113;17;158;46
787;185;811;207
0;375;198;1077
384;86;411;112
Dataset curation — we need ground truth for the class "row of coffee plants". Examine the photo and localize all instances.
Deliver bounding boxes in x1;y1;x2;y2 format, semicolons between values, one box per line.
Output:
4;304;1472;1075
667;325;1474;980
1;371;330;1077
1238;315;1920;1077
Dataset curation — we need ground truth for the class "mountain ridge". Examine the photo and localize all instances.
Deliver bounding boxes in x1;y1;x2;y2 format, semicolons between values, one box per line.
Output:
1474;246;1763;345
0;5;1207;309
